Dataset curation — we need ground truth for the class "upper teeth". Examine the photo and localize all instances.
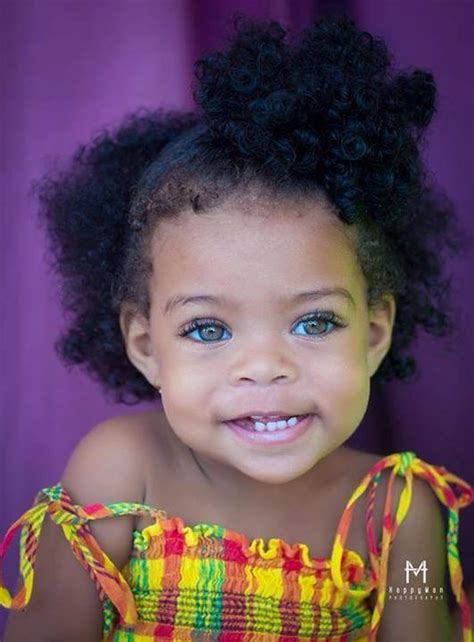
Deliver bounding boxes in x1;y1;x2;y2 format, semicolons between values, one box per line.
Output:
248;416;300;432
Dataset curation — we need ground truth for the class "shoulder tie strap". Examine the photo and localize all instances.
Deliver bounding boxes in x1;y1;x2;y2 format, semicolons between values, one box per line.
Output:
0;483;166;625
329;451;473;642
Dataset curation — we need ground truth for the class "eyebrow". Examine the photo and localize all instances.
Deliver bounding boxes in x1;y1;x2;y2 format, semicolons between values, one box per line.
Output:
164;287;355;315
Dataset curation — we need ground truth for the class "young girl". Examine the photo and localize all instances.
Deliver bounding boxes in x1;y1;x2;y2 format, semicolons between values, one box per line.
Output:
1;14;472;642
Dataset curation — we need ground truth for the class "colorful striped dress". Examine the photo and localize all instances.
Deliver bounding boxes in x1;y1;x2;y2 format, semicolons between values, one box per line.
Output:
1;451;473;641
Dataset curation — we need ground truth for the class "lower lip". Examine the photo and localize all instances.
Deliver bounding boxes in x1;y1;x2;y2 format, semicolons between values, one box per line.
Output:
224;414;314;445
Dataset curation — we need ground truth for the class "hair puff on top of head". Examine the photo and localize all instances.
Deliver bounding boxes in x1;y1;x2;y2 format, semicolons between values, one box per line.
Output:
193;14;436;225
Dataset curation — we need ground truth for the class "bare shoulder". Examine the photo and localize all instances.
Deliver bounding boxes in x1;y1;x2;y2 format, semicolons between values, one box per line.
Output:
62;409;165;503
376;472;450;641
59;409;175;566
4;410;165;642
341;446;442;544
335;447;419;558
341;447;451;640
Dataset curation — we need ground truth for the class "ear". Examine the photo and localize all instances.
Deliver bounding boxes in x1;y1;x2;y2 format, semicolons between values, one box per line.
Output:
367;294;396;377
119;303;160;388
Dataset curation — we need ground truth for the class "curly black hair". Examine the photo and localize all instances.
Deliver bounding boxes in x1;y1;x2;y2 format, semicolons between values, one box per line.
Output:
33;14;469;404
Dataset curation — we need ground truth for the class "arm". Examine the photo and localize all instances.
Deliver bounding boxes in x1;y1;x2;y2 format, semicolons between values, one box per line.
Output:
3;417;145;642
376;476;452;642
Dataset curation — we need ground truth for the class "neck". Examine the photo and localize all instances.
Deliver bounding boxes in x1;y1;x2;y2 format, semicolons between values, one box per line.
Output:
188;444;349;508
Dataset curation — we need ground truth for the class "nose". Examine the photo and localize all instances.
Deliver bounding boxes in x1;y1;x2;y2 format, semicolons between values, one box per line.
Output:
230;338;298;386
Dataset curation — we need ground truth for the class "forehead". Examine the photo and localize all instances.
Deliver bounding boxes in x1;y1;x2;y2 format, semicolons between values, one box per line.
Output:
150;196;362;298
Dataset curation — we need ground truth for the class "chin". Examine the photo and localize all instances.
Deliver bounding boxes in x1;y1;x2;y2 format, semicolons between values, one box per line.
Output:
236;459;320;485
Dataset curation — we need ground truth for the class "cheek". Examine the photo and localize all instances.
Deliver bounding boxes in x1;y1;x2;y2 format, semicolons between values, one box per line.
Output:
314;333;370;422
157;333;225;400
159;358;215;432
165;358;215;401
159;388;208;452
318;357;368;405
314;322;368;378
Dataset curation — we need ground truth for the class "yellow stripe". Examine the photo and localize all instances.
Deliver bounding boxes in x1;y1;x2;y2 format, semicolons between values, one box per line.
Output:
252;565;283;630
144;558;164;589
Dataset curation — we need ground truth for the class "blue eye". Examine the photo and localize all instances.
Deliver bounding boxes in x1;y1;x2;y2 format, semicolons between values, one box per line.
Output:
178;312;343;344
179;318;231;343
293;312;342;337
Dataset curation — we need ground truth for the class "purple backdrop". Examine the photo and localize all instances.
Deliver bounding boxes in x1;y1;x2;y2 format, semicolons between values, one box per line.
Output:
1;0;473;635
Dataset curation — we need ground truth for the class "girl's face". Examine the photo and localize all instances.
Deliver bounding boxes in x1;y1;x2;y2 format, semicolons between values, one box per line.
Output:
122;193;395;485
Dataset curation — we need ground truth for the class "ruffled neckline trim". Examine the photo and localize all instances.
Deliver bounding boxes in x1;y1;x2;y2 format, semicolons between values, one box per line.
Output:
132;513;370;580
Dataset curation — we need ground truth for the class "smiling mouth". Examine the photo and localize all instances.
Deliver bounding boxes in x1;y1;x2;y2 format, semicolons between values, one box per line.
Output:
224;414;314;445
228;414;310;432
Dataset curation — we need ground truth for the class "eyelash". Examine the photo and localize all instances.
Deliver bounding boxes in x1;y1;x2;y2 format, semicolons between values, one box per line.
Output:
178;311;345;344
